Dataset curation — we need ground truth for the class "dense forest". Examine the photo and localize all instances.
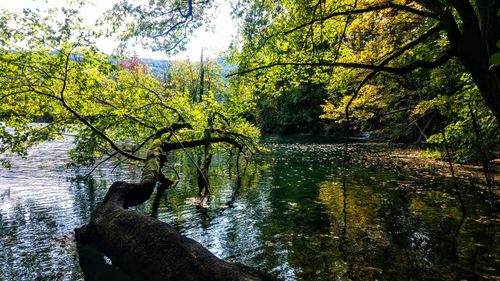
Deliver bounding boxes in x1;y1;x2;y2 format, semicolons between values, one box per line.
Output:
0;0;498;280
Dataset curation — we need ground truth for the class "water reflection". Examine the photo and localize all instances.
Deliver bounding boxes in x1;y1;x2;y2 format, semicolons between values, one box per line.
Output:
0;137;498;280
0;139;133;280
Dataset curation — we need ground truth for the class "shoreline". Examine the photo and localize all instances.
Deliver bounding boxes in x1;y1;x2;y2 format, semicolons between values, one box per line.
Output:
348;143;498;190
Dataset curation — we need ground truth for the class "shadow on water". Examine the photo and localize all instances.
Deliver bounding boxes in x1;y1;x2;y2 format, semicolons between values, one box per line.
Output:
0;136;498;280
76;244;131;281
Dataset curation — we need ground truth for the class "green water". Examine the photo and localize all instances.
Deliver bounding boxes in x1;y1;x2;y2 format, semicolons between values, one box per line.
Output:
0;136;498;280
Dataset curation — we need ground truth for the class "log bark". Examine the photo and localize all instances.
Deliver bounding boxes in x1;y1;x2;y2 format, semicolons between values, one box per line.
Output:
75;139;276;281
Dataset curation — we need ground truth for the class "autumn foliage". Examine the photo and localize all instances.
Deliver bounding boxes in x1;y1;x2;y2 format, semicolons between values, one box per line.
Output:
119;53;148;74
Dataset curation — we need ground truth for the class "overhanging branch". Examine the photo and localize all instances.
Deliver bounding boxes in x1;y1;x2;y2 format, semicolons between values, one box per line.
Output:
283;3;438;36
227;49;454;77
146;0;194;39
57;50;145;162
229;22;450;78
131;123;193;154
162;136;243;152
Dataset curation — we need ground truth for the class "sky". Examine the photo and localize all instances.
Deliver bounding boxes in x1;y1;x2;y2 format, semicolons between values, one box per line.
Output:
0;0;238;60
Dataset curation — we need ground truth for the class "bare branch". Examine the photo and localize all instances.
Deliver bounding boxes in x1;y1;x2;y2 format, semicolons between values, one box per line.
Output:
86;152;118;177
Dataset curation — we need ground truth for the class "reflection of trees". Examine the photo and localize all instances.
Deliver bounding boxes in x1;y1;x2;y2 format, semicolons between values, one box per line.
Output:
254;144;343;280
70;176;108;222
318;179;389;280
0;140;99;280
144;150;274;269
316;172;478;281
410;193;500;280
0;203;82;280
376;191;425;280
376;190;463;280
70;157;141;222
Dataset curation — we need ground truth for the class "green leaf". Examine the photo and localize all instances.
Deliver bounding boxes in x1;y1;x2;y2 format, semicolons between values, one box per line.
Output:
489;53;500;65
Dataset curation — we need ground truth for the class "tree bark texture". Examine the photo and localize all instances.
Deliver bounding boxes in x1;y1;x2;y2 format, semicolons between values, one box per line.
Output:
420;0;500;120
75;139;276;281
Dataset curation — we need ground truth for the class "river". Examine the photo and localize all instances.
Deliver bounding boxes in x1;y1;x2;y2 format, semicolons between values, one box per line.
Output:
0;135;497;280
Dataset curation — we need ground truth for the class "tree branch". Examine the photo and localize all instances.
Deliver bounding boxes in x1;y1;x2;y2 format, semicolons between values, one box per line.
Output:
57;50;145;162
283;3;438;36
136;82;186;122
230;22;448;77
161;136;243;152
228;50;454;77
146;0;193;39
131;123;193;153
90;95;157;130
86;152;118;177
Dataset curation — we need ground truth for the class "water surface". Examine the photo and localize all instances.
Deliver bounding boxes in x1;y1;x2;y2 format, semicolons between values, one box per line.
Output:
0;136;497;280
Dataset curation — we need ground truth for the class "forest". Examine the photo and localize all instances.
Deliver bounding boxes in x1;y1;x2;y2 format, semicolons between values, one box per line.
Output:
0;0;498;280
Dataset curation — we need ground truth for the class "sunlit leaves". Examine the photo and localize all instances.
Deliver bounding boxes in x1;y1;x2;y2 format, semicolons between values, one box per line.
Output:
229;0;499;163
321;84;383;127
0;5;261;168
412;73;500;162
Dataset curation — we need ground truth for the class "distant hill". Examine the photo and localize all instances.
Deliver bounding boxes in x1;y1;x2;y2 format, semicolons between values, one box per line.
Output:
215;57;236;78
140;58;171;78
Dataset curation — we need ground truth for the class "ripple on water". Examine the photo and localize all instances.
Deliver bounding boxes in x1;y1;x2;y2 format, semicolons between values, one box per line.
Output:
1;137;497;281
0;139;85;280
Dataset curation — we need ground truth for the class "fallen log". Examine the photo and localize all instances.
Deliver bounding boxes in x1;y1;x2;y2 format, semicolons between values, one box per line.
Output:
75;139;276;281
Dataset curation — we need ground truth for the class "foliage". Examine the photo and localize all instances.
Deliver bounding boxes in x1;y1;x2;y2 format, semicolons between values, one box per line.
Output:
228;0;439;133
0;6;259;169
490;40;500;66
228;0;499;162
256;83;326;134
99;0;215;54
119;53;148;74
415;75;500;162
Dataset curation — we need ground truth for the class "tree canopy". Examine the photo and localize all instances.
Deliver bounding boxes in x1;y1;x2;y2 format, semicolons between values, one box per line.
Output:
228;0;499;161
0;5;259;171
0;1;498;280
229;0;499;115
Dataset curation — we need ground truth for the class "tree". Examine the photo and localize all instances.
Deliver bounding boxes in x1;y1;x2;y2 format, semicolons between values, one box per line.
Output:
229;0;500;120
100;0;215;54
0;5;273;280
119;52;148;74
228;0;498;221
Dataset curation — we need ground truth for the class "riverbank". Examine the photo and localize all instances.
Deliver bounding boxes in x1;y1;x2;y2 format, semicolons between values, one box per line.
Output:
348;143;498;188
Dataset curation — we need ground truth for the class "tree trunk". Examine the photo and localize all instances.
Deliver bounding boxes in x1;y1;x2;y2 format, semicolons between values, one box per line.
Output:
425;0;500;120
453;0;500;120
74;139;276;281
